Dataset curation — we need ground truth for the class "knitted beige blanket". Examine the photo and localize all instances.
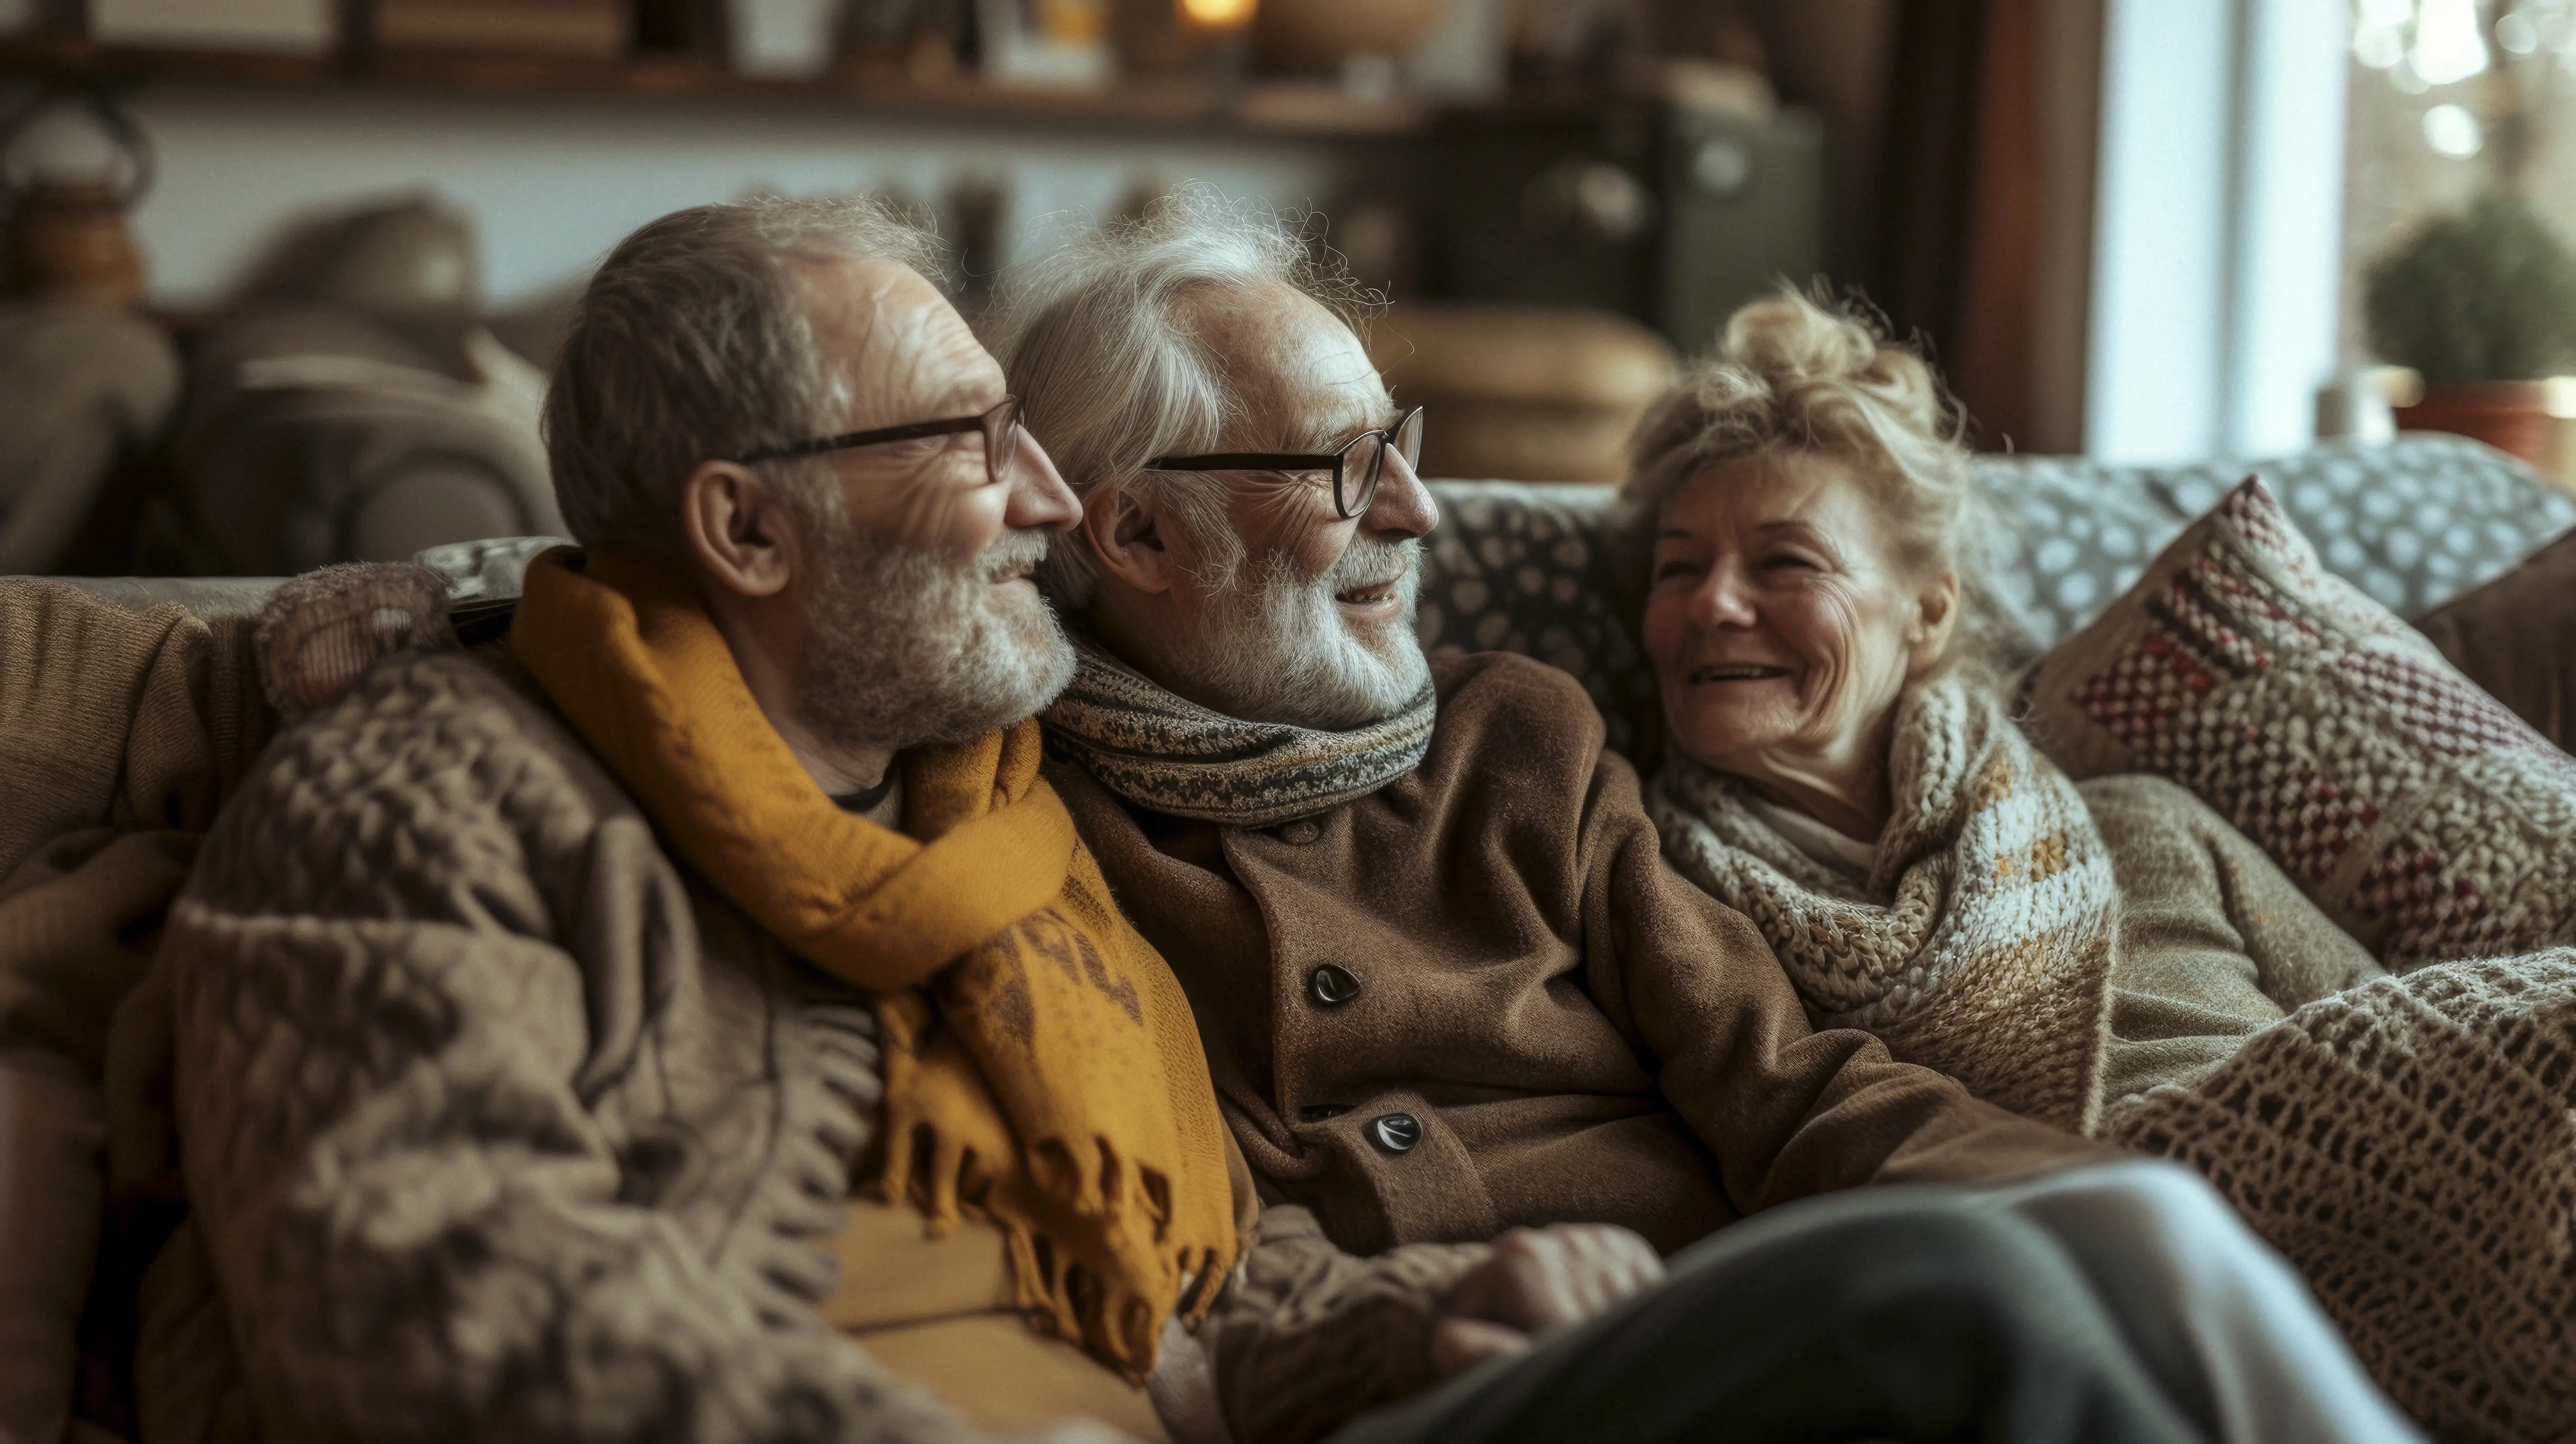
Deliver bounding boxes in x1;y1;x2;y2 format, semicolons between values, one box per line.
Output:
2113;954;2576;1442
1649;678;2119;1134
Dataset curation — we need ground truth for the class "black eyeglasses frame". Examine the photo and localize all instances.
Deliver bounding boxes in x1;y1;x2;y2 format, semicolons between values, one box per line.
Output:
1143;404;1425;520
733;395;1025;484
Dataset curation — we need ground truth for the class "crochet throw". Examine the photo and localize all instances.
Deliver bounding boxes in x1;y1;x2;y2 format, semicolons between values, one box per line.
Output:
513;548;1239;1379
1649;676;2119;1134
1043;628;1438;827
2112;953;2576;1442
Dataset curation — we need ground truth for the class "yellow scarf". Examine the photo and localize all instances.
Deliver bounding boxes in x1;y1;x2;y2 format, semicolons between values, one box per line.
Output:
512;548;1237;1378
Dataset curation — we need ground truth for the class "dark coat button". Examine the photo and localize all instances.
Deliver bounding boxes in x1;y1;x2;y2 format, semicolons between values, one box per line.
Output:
1276;818;1323;844
1368;1113;1421;1153
1308;964;1360;1006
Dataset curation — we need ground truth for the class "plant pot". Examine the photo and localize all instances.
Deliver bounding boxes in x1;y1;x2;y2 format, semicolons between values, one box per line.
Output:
2394;381;2557;473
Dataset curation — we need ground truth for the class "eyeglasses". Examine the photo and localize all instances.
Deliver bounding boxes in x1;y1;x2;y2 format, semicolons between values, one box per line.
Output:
733;395;1026;486
1144;405;1424;520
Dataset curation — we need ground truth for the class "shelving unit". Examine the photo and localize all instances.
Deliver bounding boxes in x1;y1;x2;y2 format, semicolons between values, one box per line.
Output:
0;35;1433;139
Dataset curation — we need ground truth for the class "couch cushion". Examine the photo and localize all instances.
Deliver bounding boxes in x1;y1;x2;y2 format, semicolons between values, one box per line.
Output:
2413;526;2576;754
1417;481;1659;756
1975;435;2575;647
2015;476;2576;968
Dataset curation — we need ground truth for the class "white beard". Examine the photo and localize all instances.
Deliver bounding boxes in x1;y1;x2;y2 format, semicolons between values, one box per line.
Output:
798;520;1077;750
1151;532;1431;731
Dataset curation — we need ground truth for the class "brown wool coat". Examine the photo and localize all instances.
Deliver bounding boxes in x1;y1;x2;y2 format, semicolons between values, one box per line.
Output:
1048;651;2113;1257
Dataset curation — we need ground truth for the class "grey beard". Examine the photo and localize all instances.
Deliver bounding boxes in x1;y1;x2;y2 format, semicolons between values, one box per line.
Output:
1153;533;1431;731
796;521;1076;752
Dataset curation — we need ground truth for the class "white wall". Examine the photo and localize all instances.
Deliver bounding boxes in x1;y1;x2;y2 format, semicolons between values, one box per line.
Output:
96;83;1343;308
2085;0;2349;462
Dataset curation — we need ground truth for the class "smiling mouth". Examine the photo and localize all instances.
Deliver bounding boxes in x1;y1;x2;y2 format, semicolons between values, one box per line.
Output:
1689;664;1791;683
1336;579;1401;606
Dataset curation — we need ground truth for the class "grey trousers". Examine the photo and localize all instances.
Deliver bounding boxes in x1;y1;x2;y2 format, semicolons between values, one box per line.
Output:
1326;1162;2419;1444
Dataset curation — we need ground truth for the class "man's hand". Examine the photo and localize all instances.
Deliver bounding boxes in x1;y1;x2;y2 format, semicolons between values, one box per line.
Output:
1430;1223;1667;1377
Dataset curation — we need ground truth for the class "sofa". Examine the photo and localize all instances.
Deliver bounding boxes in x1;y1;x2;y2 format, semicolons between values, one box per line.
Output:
3;432;2569;1443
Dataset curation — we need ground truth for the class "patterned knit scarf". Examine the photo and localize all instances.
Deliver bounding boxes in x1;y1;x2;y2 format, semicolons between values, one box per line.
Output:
1042;628;1438;827
1648;676;2119;1134
512;549;1238;1379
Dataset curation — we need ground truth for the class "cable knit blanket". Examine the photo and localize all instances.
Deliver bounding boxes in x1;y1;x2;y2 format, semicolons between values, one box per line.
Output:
2114;954;2576;1443
1648;677;2120;1135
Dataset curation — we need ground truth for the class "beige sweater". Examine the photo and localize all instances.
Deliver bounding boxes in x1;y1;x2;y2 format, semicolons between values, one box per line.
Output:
137;646;1485;1444
2080;775;2390;1123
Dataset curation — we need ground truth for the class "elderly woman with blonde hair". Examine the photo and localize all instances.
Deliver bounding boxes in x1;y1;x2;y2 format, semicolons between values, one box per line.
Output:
1625;288;2575;1439
1629;290;2385;1132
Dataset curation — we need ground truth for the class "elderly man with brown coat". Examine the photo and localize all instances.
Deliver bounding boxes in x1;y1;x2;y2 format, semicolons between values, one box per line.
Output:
996;191;2425;1444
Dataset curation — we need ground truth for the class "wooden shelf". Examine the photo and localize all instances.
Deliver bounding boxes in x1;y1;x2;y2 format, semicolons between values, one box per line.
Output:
0;36;1432;138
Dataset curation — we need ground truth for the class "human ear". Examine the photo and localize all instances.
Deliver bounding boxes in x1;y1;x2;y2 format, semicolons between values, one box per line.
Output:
1081;484;1182;597
1907;569;1960;673
683;460;797;600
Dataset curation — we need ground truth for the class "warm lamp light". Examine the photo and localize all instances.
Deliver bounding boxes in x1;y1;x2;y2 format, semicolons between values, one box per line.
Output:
1178;0;1256;30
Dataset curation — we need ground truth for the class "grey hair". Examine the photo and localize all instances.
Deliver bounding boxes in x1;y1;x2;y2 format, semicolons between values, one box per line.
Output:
1616;286;2030;676
990;184;1377;605
543;194;949;555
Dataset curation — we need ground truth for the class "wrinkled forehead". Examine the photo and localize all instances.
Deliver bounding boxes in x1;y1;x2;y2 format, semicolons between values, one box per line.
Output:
1181;280;1389;446
1666;450;1881;532
793;254;1003;425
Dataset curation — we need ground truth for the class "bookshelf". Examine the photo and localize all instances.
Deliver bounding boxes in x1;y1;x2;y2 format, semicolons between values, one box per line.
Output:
0;35;1434;139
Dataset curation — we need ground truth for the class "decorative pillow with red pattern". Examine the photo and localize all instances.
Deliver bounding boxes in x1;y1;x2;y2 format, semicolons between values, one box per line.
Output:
2016;475;2576;968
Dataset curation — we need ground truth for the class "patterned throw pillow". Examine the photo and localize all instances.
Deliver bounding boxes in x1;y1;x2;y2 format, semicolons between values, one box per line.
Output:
2016;476;2576;968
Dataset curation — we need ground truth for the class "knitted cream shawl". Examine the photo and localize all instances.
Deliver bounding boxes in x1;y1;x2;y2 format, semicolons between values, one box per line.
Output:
1648;676;2119;1134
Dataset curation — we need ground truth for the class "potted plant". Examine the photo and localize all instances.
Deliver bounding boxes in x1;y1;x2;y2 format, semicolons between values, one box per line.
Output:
2364;190;2576;468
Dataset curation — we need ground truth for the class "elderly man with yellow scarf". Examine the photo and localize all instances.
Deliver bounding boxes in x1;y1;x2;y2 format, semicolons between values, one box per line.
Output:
144;198;1244;1443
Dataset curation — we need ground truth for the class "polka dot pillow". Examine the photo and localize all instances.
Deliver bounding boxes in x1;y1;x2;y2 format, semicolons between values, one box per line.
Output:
2015;475;2576;968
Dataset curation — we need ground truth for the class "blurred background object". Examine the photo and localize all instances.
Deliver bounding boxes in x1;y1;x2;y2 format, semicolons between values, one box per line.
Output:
1367;301;1676;481
377;0;632;63
1254;0;1445;82
149;198;564;575
0;301;178;573
0;83;175;575
980;0;1115;87
89;0;335;54
2;84;150;306
839;0;972;82
730;0;849;76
